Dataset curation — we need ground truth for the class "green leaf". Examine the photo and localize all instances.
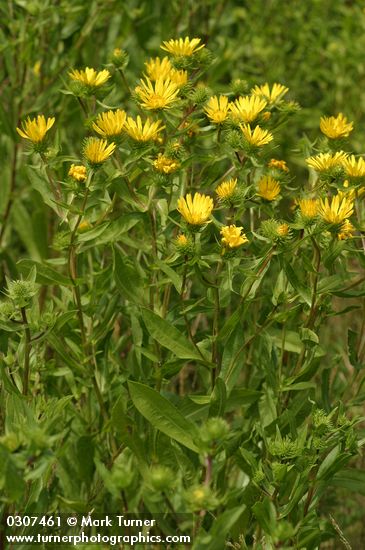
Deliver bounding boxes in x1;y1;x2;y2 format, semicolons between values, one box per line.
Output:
142;308;204;361
0;444;26;500
330;469;365;496
113;246;146;304
194;504;246;550
252;497;277;535
209;378;227;417
128;381;199;452
11;201;42;260
17;259;71;286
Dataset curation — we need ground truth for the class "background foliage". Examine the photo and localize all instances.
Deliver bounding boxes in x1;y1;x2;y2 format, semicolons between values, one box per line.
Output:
1;1;365;549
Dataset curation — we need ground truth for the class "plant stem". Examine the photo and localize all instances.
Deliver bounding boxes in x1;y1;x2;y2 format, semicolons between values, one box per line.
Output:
21;307;31;396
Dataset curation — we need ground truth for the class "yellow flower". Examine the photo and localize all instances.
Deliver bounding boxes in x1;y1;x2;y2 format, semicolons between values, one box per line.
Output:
69;67;110;87
320;113;353;139
341;155;365;178
220;225;248;248
92;109;126;138
240;123;273;147
204;95;229;124
297;198;318;219
145;57;172;80
318;193;354;224
160;37;205;56
177;192;213;225
169;69;188;87
216;178;237;200
338;219;355;240
77;220;92;233
83;137;116;165
306;151;348;172
176;234;188;246
251;83;289;103
268;159;289;172
16;115;55;143
123;115;165;142
277;223;290;236
33;60;41;76
229;95;267;123
135;77;180;110
257;176;281;200
153;154;180;174
68;164;87;182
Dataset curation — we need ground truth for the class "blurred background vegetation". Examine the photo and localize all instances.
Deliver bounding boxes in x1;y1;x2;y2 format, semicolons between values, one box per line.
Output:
1;0;365;547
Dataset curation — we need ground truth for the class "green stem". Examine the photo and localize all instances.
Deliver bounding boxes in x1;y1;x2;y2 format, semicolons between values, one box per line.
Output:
21;307;31;396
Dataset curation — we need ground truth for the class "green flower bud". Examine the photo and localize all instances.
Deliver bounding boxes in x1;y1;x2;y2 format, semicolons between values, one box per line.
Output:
201;417;229;444
184;484;219;511
6;280;38;308
149;465;175;492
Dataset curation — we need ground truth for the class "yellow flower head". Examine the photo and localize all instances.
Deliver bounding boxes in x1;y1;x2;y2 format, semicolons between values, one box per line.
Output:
240;123;273;147
251;83;289;103
297;198;318;219
338;219;355;240
160;37;205;56
220;225;248;248
135;77;180;110
169;69;188;87
78;220;92;233
341;155;365;178
268;158;289;172
123;115;165;142
153;154;180;174
318;193;354;224
145;57;172;80
16;115;55;143
177;192;213;225
229;95;267;123
68;164;87;182
83;137;116;165
216;178;237;200
306;151;348;172
69;67;110;87
176;234;188;246
204;95;229;124
92;109;127;138
320;113;353;139
276;223;290;236
257;176;281;200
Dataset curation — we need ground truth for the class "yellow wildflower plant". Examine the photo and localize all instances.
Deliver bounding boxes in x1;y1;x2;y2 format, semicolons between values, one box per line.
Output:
297;198;318;219
177;192;214;225
229;95;267;123
257;175;281;200
92;109;127;138
16;115;55;143
135;77;180;110
220;225;248;248
123;115;165;142
176;234;188;246
268;159;289;172
251;83;289;103
341;155;365;178
318;193;354;224
320;113;353;139
68;164;87;182
69;67;110;88
145;57;173;80
83;137;116;166
306;151;348;172
204;95;230;124
240;123;274;147
161;37;205;56
153;154;180;174
216;178;237;200
338;219;355;240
